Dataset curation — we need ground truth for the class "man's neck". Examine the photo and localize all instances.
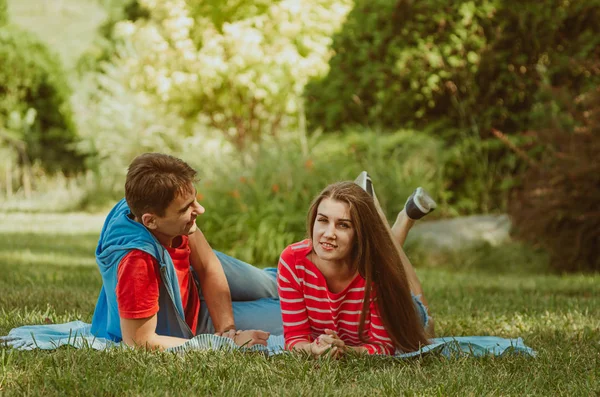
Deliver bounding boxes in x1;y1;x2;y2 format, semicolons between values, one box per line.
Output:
151;231;182;248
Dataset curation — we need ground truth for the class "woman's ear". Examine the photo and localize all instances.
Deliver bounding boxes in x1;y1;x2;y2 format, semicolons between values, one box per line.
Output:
141;213;157;229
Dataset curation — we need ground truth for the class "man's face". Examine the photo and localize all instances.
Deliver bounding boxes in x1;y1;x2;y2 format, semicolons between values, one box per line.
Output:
145;183;205;246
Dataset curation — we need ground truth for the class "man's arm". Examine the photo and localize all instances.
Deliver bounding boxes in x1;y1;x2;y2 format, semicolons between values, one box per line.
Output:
120;316;270;350
120;315;188;350
188;229;236;333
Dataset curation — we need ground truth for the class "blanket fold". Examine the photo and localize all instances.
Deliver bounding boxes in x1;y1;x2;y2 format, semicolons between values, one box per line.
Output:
1;321;535;358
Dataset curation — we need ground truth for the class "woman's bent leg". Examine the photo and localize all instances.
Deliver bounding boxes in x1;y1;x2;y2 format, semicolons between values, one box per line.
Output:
196;252;279;334
213;251;278;301
232;298;283;335
391;209;416;247
197;298;283;335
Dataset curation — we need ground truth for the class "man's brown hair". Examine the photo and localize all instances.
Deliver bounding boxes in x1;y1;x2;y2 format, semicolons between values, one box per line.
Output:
125;153;197;219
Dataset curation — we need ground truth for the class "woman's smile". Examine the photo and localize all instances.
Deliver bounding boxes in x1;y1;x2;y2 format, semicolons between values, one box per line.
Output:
320;241;337;251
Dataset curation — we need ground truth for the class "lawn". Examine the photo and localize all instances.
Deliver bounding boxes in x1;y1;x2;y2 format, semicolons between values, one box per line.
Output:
0;212;598;396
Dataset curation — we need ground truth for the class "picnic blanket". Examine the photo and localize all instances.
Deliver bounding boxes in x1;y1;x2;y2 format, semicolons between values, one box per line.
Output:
0;321;535;358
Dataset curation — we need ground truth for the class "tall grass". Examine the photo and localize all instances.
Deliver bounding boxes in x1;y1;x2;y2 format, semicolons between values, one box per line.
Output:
195;129;444;266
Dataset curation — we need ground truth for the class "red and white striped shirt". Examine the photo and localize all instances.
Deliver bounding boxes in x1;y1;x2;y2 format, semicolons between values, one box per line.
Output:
277;240;395;355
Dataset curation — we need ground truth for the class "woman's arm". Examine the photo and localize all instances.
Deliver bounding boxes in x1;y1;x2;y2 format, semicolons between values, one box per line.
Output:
277;249;313;350
363;299;396;355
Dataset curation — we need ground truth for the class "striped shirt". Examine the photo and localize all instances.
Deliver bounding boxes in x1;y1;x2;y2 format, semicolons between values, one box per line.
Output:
277;240;395;355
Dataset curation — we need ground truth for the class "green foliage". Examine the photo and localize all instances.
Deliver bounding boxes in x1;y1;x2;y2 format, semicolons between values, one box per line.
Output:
508;87;600;272
306;0;600;135
187;0;273;33
76;0;352;151
305;0;600;214
192;129;444;266
476;0;600;134
0;25;84;173
76;0;149;74
0;0;7;26
306;0;492;131
7;0;108;71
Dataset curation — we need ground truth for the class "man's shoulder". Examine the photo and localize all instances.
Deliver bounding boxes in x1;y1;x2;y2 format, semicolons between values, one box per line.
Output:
120;249;158;267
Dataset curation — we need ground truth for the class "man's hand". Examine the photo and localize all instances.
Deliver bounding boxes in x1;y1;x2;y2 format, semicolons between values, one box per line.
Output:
214;328;237;340
232;330;270;348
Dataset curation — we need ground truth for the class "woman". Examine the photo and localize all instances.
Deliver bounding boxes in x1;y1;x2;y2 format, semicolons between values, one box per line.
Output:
277;176;436;356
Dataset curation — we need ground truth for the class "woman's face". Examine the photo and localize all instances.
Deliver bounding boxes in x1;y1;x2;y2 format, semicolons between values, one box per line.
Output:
312;198;356;264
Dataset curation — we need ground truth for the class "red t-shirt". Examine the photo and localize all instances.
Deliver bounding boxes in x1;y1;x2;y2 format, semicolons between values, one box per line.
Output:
116;235;200;334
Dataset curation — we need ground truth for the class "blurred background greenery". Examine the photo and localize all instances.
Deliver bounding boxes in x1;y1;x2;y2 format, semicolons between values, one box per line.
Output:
0;0;598;272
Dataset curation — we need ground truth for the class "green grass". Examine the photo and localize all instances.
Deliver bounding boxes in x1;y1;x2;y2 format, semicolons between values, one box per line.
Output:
1;213;599;396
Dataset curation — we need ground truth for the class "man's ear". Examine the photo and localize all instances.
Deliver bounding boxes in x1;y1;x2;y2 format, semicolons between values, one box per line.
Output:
141;213;158;229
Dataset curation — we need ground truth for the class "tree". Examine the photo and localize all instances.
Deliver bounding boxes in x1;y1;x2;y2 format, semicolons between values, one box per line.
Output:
0;25;83;183
80;0;353;150
306;0;600;135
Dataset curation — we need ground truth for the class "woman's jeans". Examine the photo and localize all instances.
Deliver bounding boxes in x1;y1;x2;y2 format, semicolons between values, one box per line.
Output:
196;250;283;335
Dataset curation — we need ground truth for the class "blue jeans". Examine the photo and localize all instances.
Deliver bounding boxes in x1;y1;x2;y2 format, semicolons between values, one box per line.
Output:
196;251;283;335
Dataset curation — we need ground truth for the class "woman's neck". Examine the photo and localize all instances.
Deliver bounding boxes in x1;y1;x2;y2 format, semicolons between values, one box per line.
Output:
309;251;357;293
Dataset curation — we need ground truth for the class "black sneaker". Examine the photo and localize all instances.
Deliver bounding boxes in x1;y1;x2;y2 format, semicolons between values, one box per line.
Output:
405;187;437;220
354;171;376;198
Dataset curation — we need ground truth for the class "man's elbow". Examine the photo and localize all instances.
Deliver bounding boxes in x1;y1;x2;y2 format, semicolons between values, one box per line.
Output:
122;333;155;350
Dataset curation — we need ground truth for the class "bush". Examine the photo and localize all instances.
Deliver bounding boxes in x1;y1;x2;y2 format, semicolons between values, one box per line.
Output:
305;0;600;214
76;0;149;74
195;129;444;266
0;25;84;173
508;86;600;272
78;0;352;151
306;0;600;135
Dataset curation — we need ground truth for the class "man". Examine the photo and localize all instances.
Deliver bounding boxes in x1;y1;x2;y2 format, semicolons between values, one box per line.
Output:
90;153;282;350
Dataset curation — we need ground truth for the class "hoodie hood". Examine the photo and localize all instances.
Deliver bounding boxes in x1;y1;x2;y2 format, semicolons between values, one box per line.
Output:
95;198;166;273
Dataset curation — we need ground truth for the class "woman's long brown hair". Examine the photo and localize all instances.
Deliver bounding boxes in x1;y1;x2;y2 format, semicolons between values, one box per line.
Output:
307;181;429;352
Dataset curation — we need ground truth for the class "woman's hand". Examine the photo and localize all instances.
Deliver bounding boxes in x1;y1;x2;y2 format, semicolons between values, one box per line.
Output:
310;330;346;358
232;329;270;347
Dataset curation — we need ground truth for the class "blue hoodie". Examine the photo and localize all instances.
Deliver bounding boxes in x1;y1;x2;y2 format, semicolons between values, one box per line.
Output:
90;199;193;342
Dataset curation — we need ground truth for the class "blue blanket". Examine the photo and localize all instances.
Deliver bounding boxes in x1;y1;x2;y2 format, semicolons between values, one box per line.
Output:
0;321;535;358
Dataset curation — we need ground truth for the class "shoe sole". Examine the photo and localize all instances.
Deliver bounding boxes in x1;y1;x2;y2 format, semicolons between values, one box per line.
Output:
354;171;375;197
414;187;437;212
